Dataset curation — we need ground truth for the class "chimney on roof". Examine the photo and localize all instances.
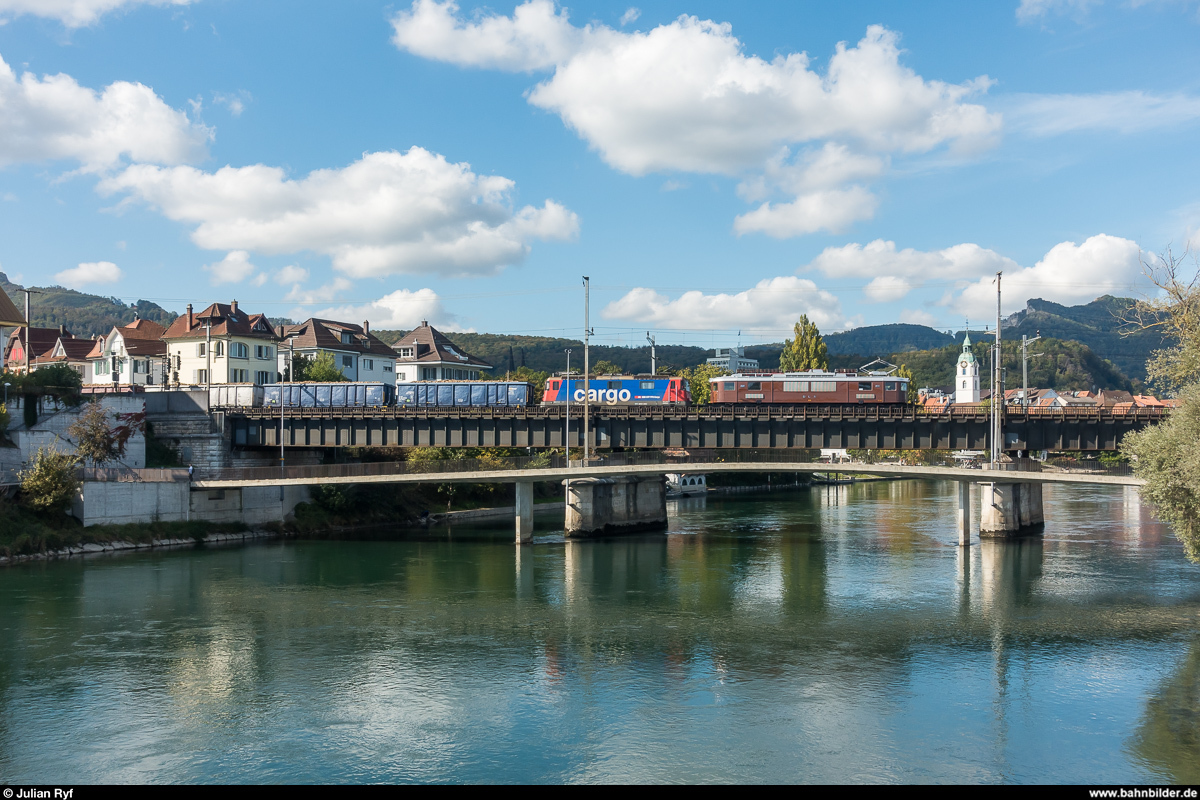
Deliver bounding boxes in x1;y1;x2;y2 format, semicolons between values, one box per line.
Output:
187;304;194;329
230;299;238;315
422;319;428;327
59;324;65;336
363;320;369;335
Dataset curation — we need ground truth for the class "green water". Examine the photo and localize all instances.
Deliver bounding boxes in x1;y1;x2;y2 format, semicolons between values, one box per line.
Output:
1;480;1198;783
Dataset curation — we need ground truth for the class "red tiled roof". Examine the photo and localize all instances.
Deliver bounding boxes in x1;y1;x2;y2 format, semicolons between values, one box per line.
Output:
392;321;492;369
162;302;277;341
280;318;395;358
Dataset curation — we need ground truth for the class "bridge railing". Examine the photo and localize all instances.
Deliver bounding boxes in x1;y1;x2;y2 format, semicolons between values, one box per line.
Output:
79;467;192;482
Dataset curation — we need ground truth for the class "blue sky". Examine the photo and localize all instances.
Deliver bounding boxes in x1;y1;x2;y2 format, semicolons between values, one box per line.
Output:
0;0;1198;349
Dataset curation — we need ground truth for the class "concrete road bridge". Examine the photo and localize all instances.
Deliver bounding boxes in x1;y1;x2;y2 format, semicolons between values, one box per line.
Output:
178;451;1141;547
220;404;1166;453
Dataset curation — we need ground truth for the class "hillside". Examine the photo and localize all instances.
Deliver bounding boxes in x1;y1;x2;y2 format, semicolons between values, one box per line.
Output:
373;330;712;376
1002;296;1166;381
826;323;955;356
1;273;177;337
892;337;1132;393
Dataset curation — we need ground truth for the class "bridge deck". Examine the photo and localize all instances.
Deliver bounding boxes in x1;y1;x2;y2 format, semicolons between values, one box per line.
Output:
192;461;1143;489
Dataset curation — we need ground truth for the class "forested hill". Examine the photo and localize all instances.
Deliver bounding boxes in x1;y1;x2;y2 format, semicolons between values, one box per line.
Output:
884;337;1134;393
826;323;955;356
1002;296;1166;381
372;330;711;375
1;273;177;336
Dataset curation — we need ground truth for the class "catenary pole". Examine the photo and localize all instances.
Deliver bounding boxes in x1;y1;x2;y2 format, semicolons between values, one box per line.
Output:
583;276;590;462
993;272;1002;465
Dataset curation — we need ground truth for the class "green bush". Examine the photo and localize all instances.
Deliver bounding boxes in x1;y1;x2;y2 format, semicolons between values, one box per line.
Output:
18;447;79;512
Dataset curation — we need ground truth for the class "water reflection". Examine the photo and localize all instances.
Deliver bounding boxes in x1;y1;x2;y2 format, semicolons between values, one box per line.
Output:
0;480;1197;783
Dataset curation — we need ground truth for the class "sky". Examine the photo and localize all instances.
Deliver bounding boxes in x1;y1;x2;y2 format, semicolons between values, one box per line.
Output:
0;0;1198;351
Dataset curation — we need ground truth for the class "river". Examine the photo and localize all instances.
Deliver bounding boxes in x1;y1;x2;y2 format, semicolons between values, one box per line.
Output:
1;480;1198;784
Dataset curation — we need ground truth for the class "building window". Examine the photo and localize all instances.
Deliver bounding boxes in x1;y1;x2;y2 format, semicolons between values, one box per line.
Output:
197;342;206;357
214;341;224;357
962;380;967;389
398;347;414;358
342;356;353;368
231;369;248;382
95;360;109;375
255;345;273;359
194;369;209;384
341;332;353;345
385;364;393;373
255;371;273;385
231;342;248;359
363;359;373;370
396;370;405;380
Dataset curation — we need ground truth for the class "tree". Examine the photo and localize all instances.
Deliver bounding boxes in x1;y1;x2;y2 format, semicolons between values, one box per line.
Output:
591;360;623;375
897;365;918;403
1120;246;1200;561
676;363;729;405
303;352;349;382
67;401;144;465
18;447;79;512
779;316;829;372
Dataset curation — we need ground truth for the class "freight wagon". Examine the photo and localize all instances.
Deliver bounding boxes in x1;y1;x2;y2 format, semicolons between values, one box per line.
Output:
262;382;394;408
394;381;533;407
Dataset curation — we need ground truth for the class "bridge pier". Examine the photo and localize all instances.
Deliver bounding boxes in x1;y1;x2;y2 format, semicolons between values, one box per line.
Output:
515;481;534;544
564;475;668;538
980;481;1044;538
957;481;972;546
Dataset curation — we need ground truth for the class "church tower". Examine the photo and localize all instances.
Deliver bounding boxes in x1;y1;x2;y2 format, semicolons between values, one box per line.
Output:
955;332;980;404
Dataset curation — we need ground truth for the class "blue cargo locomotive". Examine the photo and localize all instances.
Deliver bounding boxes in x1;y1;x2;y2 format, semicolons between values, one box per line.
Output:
541;375;690;406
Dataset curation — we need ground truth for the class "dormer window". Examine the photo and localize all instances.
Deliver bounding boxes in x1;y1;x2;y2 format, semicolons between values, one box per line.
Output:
398;347;414;358
341;332;353;345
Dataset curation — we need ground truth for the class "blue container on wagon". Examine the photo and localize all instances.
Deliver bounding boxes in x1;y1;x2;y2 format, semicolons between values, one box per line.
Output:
394;381;532;408
263;382;393;408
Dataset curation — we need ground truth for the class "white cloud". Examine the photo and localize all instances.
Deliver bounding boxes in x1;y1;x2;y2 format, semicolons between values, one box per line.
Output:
284;277;354;307
391;3;1000;236
391;0;582;71
1005;91;1200;136
0;0;195;28
315;288;463;331
863;276;913;303
53;260;121;287
807;238;1017;282
274;264;308;285
601;276;844;332
734;187;878;237
899;308;940;326
1016;0;1100;21
212;90;250;117
203;250;256;285
101;147;579;278
0;52;210;170
958;234;1142;317
619;7;640;26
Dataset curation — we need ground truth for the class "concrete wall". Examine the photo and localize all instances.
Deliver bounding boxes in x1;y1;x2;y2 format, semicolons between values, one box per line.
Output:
564;475;667;538
8;395;147;470
72;480;310;527
980;481;1044;538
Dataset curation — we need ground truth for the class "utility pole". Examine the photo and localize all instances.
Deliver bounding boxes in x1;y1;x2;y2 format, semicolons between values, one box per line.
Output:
583;276;591;463
204;319;212;393
20;289;39;374
992;272;1002;465
1021;332;1042;410
646;332;656;375
564;348;571;467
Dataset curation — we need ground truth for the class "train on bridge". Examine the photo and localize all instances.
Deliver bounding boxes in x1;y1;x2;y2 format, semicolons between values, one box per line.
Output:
208;369;910;411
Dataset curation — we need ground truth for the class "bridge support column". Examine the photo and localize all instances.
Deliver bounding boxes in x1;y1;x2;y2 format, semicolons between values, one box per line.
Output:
957;481;972;546
564;475;667;538
980;481;1044;538
515;481;534;544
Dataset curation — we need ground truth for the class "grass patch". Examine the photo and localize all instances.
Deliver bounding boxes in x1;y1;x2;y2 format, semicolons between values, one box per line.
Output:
0;501;251;559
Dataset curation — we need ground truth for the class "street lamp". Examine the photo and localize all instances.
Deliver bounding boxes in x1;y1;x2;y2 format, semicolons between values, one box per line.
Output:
3;382;9;405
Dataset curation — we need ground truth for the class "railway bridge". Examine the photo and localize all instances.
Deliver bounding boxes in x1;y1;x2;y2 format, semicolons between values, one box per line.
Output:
220;404;1165;453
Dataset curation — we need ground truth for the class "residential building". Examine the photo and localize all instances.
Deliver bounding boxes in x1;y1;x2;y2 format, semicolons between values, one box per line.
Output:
707;346;759;372
86;318;168;386
6;326;69;372
277;318;396;382
161;301;278;386
31;333;98;382
391;320;492;381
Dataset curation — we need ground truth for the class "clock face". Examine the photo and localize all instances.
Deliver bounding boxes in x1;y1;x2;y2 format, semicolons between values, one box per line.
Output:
959;361;967;368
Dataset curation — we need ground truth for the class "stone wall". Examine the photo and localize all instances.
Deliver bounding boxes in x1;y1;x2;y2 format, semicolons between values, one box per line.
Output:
8;395;147;472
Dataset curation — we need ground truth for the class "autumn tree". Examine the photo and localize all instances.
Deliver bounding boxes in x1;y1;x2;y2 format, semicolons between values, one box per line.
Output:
779;316;829;372
67;401;144;466
676;363;729;405
18;447;79;512
591;360;623;375
897;364;918;403
303;352;350;382
1121;246;1200;561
